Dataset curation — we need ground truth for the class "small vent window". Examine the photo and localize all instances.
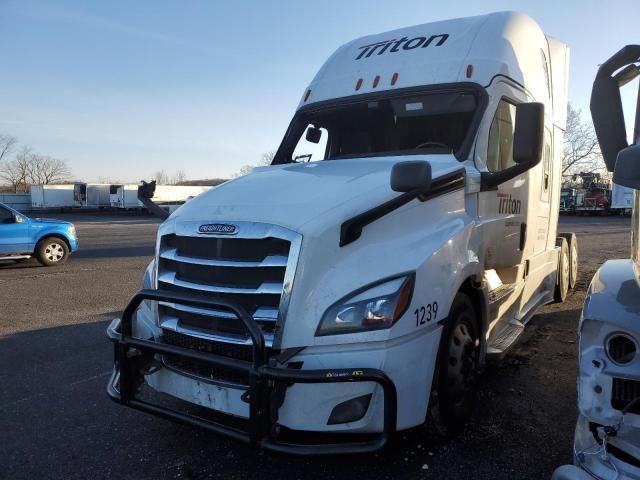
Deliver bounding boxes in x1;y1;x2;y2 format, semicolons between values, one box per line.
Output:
541;49;551;100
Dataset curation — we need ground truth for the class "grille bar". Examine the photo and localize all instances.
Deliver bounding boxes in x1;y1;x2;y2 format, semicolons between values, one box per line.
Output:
158;271;284;295
159;302;279;322
160;248;288;268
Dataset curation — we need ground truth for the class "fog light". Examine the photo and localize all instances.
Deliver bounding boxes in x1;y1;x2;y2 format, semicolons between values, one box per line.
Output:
607;334;637;365
327;394;372;425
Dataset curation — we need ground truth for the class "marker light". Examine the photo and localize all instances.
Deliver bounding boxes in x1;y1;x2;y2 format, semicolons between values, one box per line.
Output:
355;78;363;91
391;72;399;85
316;274;415;336
303;89;311;102
373;75;380;88
466;64;474;78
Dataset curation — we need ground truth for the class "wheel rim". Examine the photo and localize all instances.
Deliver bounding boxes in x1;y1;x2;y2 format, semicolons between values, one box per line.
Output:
447;317;477;407
45;243;64;262
563;249;570;284
571;243;578;284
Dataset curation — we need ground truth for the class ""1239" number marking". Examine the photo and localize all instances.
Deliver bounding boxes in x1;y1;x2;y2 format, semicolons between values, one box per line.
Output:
415;302;438;326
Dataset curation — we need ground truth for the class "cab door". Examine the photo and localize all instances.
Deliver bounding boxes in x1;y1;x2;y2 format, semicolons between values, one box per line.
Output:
0;205;30;254
477;82;531;274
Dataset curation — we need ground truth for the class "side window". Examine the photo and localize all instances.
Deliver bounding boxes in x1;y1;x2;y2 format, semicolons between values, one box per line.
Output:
291;124;328;162
486;100;516;173
541;49;551;100
541;134;552;201
0;207;14;224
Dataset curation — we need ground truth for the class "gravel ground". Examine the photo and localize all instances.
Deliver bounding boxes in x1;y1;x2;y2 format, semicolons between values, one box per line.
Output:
0;213;631;480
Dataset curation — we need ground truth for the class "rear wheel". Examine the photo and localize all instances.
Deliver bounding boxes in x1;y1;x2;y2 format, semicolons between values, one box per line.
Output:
428;292;480;437
554;237;569;302
558;232;578;289
36;237;69;266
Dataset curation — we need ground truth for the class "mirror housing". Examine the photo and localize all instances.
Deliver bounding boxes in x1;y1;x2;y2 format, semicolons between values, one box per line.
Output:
613;144;640;189
305;126;322;144
481;102;544;189
390;161;432;193
513;102;544;165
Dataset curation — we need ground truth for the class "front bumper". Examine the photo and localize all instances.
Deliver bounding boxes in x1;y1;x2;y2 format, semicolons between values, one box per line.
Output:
106;289;398;455
573;414;640;479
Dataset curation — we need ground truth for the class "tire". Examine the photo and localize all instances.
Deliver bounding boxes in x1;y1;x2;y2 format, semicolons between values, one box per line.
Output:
428;292;480;437
558;232;578;290
554;238;569;303
36;237;69;266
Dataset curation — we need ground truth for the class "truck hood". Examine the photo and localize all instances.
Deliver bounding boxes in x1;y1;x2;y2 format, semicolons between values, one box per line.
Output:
30;218;73;227
170;155;464;233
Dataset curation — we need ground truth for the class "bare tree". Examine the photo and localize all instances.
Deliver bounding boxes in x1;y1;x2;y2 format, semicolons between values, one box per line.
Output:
0;147;31;192
28;154;71;184
562;104;604;175
0;134;17;164
233;150;276;177
154;170;169;184
172;170;187;185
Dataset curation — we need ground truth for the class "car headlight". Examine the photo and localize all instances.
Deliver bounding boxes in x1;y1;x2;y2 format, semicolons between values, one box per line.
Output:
316;274;415;336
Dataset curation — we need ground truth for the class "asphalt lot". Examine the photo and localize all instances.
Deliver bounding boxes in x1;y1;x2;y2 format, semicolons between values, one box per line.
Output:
0;213;632;480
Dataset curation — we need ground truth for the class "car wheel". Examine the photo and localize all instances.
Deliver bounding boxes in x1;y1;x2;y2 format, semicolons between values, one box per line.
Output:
427;292;480;437
36;237;69;266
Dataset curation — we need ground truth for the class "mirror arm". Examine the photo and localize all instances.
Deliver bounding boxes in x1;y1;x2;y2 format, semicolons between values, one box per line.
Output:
480;163;531;190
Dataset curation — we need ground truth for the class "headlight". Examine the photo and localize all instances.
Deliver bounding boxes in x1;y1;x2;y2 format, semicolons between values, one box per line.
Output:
316;274;415;336
607;333;637;365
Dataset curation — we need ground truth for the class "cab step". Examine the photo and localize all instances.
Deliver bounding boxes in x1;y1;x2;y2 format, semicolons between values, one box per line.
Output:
487;320;525;356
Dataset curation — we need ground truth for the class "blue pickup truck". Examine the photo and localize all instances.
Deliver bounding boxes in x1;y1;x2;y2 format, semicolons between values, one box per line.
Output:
0;202;78;266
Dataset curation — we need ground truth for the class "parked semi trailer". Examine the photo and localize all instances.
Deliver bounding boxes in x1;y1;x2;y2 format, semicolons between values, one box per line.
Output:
30;184;77;209
109;184;212;209
553;45;640;480
106;12;577;453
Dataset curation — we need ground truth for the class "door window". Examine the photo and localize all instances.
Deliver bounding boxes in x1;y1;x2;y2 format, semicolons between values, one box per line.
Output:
486;100;516;173
0;206;14;224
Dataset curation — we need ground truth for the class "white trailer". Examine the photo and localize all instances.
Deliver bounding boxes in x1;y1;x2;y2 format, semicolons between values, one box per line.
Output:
30;184;77;209
110;184;211;209
611;181;633;214
106;12;576;453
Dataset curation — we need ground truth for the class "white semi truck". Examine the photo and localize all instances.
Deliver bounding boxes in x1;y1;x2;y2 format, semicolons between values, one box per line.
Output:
107;11;577;453
553;45;640;480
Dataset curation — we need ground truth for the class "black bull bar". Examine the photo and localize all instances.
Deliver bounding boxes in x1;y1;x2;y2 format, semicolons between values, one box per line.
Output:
106;289;398;455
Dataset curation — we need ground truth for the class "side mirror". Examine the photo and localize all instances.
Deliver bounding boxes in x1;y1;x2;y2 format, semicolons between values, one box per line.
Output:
513;102;544;165
305;126;322;144
390;161;432;193
481;102;544;189
613;144;640;189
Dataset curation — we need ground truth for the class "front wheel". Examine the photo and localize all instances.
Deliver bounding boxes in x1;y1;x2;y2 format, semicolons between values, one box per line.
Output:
36;237;69;266
427;292;480;437
554;237;569;302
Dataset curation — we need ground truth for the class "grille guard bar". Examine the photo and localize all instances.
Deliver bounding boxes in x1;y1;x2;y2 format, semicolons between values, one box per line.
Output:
106;289;398;455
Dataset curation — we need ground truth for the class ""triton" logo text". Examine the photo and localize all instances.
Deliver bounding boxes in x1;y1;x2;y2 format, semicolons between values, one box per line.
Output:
355;34;449;60
498;194;522;215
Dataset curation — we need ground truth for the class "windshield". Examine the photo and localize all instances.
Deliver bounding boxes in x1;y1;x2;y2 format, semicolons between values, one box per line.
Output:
274;88;480;164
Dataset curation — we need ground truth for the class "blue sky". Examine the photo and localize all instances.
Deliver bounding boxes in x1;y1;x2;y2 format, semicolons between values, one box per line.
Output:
0;0;638;182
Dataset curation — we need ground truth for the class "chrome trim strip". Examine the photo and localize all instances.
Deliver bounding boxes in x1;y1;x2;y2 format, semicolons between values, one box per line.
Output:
158;271;283;295
160;248;288;268
159;302;278;322
160;316;274;347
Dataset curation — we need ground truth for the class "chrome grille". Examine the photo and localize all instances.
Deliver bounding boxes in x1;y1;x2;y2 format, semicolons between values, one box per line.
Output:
155;222;301;384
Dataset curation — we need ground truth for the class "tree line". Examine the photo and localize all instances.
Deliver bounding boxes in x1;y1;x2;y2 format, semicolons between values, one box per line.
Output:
0;134;72;193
